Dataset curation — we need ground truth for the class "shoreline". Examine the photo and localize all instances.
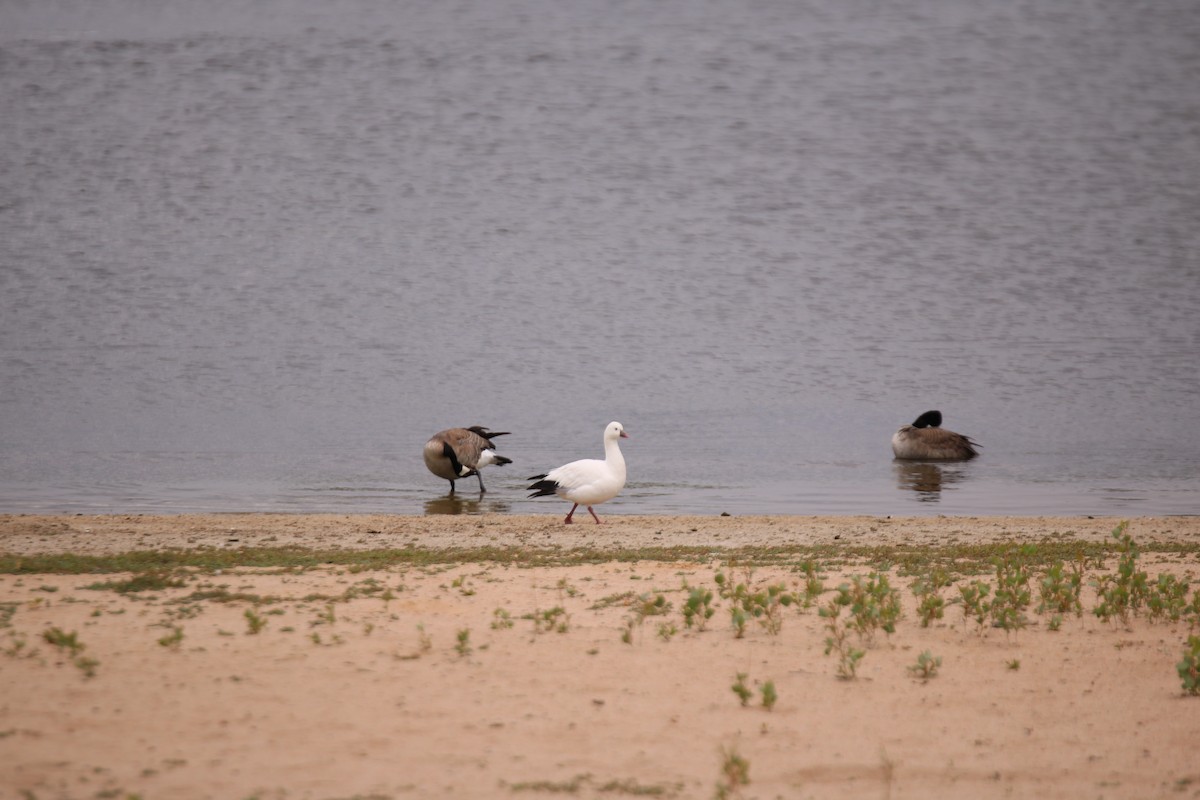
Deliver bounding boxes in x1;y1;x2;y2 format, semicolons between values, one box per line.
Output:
3;513;1198;557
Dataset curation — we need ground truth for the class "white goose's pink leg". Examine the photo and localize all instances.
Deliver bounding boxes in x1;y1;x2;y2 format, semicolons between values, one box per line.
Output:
564;503;579;524
588;506;603;524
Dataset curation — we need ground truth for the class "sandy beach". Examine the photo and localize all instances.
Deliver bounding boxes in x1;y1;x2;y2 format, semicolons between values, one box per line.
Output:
2;513;1198;799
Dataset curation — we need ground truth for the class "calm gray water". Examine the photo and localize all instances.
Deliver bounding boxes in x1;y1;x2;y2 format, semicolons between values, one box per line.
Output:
2;0;1198;517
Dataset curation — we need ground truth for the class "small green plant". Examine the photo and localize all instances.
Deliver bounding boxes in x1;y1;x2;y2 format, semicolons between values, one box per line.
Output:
636;592;672;619
715;569;798;637
309;632;344;646
157;626;184;649
621;592;671;643
396;624;433;660
43;627;97;677
491;608;514;630
957;579;993;631
1177;635;1200;696
455;628;472;658
908;650;941;680
1146;574;1192;623
832;573;902;643
1006;658;1021;671
310;603;337;628
820;598;864;680
1037;560;1085;617
1092;521;1149;625
530;606;570;634
73;655;99;678
682;585;716;631
657;621;678;641
43;627;83;655
912;569;951;628
754;582;798;635
729;606;748;639
990;547;1034;633
731;672;753;706
715;745;750;800
760;680;777;711
798;560;825;608
244;608;267;635
2;631;35;659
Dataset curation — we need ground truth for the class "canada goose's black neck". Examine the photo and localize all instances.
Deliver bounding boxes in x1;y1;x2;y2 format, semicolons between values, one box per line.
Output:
912;410;942;429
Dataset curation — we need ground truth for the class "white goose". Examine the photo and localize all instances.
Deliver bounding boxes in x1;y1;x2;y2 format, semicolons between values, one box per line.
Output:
527;421;629;524
891;410;981;461
423;426;512;494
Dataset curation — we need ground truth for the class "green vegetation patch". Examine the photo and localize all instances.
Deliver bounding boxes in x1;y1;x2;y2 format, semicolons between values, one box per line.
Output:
1;538;1197;577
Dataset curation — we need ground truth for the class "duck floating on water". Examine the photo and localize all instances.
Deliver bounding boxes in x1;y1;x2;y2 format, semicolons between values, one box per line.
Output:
891;410;980;461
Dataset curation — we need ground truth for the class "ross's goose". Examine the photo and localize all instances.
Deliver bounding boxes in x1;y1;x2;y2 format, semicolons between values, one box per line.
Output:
891;410;981;460
424;426;512;493
527;421;629;524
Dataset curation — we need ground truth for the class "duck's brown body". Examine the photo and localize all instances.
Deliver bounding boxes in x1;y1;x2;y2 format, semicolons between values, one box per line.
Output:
891;410;980;460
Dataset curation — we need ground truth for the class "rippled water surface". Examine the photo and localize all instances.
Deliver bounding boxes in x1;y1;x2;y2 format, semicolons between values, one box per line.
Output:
2;0;1198;516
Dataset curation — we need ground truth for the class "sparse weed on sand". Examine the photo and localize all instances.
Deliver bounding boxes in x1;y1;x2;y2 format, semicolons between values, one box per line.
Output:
908;650;942;681
681;584;716;631
715;745;750;800
244;608;268;635
911;568;950;628
715;568;798;637
1177;635;1200;696
42;626;98;677
456;628;472;658
820;596;865;680
620;592;671;644
157;625;184;649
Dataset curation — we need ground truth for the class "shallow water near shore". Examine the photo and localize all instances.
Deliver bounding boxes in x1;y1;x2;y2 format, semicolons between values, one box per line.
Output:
1;0;1198;517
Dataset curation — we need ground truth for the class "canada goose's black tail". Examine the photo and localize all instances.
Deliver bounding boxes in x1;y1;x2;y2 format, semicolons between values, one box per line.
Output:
493;455;513;466
469;426;510;440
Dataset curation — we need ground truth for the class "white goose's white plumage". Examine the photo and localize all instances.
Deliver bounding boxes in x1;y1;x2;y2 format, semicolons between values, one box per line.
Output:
527;421;629;524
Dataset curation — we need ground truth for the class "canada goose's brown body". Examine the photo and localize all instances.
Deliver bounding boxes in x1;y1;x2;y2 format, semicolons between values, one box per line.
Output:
424;426;512;493
891;410;980;461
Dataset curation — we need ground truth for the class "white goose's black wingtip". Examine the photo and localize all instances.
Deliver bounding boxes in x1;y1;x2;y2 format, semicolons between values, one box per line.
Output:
527;476;559;498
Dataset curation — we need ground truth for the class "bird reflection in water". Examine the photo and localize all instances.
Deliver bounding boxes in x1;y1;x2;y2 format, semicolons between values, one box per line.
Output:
424;493;511;516
894;461;971;502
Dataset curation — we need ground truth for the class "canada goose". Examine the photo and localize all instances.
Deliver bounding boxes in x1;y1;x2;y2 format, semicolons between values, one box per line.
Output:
891;410;980;460
423;426;512;493
527;421;629;524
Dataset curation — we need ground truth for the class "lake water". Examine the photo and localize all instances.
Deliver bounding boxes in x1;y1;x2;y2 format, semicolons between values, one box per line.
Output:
2;0;1198;518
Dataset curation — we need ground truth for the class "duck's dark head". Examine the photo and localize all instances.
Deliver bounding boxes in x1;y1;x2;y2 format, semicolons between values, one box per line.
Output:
912;410;943;429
